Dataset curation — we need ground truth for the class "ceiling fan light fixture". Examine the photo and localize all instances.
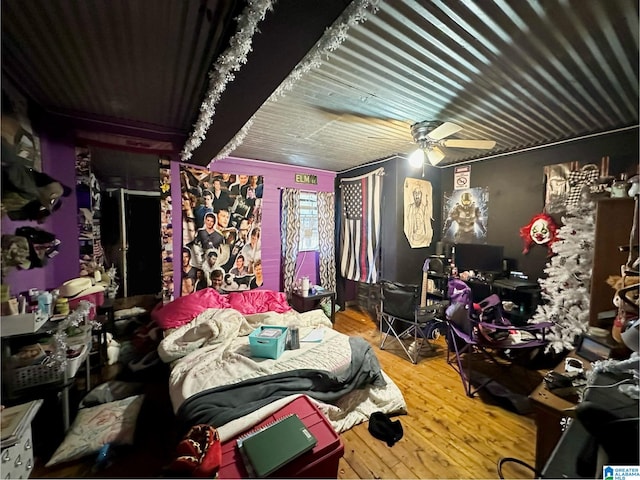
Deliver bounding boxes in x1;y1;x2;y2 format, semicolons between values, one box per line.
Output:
408;148;425;167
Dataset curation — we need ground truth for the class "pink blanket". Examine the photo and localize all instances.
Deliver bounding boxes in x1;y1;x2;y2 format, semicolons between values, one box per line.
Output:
152;289;292;330
227;290;292;315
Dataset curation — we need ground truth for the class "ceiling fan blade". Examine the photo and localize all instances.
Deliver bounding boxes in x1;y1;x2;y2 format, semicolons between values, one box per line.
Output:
427;121;462;140
427;146;446;166
442;139;496;149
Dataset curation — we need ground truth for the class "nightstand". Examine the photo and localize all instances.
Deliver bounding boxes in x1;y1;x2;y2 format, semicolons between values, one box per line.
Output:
290;290;336;323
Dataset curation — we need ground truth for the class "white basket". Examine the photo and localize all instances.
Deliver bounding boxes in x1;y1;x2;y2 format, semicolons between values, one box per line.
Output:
65;344;88;378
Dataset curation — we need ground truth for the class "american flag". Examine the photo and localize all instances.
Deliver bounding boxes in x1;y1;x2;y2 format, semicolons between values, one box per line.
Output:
340;167;384;283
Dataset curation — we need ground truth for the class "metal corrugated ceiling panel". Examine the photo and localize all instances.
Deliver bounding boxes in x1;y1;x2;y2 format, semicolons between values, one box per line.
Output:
228;0;638;171
1;0;235;133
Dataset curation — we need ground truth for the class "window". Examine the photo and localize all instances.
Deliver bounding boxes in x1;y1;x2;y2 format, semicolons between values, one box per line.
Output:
299;192;319;251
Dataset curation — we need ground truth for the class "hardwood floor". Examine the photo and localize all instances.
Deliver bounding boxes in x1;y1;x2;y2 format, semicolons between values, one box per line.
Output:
31;307;542;479
333;307;539;480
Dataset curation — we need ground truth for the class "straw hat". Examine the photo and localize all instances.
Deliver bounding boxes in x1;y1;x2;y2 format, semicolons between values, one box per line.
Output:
59;277;105;298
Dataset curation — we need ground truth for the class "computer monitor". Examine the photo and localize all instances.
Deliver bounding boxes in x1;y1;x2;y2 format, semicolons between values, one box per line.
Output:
452;243;504;274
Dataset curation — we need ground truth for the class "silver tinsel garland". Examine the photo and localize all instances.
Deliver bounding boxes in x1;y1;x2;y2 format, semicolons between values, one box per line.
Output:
48;300;95;372
180;0;380;161
210;0;380;163
180;0;275;162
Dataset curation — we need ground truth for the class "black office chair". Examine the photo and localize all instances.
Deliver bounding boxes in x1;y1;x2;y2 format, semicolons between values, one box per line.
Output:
378;280;447;364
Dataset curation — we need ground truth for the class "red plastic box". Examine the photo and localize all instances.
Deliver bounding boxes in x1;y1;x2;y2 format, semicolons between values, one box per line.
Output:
219;395;344;479
68;290;104;320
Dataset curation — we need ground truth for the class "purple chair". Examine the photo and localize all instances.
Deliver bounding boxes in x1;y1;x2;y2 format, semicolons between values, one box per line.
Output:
445;279;553;397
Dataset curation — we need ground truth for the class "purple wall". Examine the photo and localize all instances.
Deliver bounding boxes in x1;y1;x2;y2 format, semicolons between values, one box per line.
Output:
2;132;80;297
171;157;336;293
2;127;335;299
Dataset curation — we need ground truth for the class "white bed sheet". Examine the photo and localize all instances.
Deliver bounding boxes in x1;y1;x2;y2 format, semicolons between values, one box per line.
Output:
158;307;407;441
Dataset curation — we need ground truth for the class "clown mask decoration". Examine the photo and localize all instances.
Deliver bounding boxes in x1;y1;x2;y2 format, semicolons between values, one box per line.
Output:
519;213;558;255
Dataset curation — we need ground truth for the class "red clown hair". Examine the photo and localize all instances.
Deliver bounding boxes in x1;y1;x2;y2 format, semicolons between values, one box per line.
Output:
519;212;559;256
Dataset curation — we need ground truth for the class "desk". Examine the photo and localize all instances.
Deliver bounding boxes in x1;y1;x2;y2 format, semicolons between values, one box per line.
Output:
290;291;336;324
529;351;590;473
490;278;541;325
541;369;639;478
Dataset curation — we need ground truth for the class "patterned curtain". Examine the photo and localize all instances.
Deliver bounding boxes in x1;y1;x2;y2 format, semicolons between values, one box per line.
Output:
280;188;300;296
317;191;336;293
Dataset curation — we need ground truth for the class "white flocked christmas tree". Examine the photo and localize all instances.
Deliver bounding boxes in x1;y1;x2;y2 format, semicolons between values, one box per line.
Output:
532;201;596;353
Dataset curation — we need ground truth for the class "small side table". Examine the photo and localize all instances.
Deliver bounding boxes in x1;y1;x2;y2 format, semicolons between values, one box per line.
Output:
290;290;336;324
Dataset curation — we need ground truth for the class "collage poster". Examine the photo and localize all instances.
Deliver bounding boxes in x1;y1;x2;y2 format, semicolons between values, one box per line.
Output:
160;157;174;303
75;146;103;277
180;166;263;295
442;187;489;244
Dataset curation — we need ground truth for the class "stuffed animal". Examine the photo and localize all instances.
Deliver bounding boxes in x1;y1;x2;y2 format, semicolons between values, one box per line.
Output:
105;332;121;366
606;275;640;343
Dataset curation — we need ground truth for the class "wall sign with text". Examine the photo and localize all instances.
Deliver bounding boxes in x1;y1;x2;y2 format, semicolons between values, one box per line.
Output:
454;166;471;190
295;174;317;185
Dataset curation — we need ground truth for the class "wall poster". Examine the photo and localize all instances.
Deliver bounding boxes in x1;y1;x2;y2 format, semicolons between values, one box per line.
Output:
75;146;101;277
442;187;489;244
159;157;174;303
543;162;573;214
180;166;263;295
403;177;433;248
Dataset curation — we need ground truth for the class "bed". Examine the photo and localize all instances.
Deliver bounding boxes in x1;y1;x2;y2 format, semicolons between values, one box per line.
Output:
153;289;407;442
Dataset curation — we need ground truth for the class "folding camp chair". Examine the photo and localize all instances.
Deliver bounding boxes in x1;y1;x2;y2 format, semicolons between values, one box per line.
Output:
445;278;554;397
379;280;448;364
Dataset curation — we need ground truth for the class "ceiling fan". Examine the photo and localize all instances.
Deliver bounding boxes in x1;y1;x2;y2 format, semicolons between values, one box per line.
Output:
408;121;496;167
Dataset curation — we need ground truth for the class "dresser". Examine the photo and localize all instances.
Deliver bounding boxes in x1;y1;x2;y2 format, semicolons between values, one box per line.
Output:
1;399;42;479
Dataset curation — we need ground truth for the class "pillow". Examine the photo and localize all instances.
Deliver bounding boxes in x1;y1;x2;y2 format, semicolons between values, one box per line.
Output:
152;288;231;329
45;394;145;467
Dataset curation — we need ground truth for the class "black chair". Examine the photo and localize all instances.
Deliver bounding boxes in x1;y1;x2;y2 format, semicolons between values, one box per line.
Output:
378;280;447;364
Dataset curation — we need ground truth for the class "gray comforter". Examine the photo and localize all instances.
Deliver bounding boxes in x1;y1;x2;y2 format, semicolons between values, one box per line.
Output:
177;336;386;431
